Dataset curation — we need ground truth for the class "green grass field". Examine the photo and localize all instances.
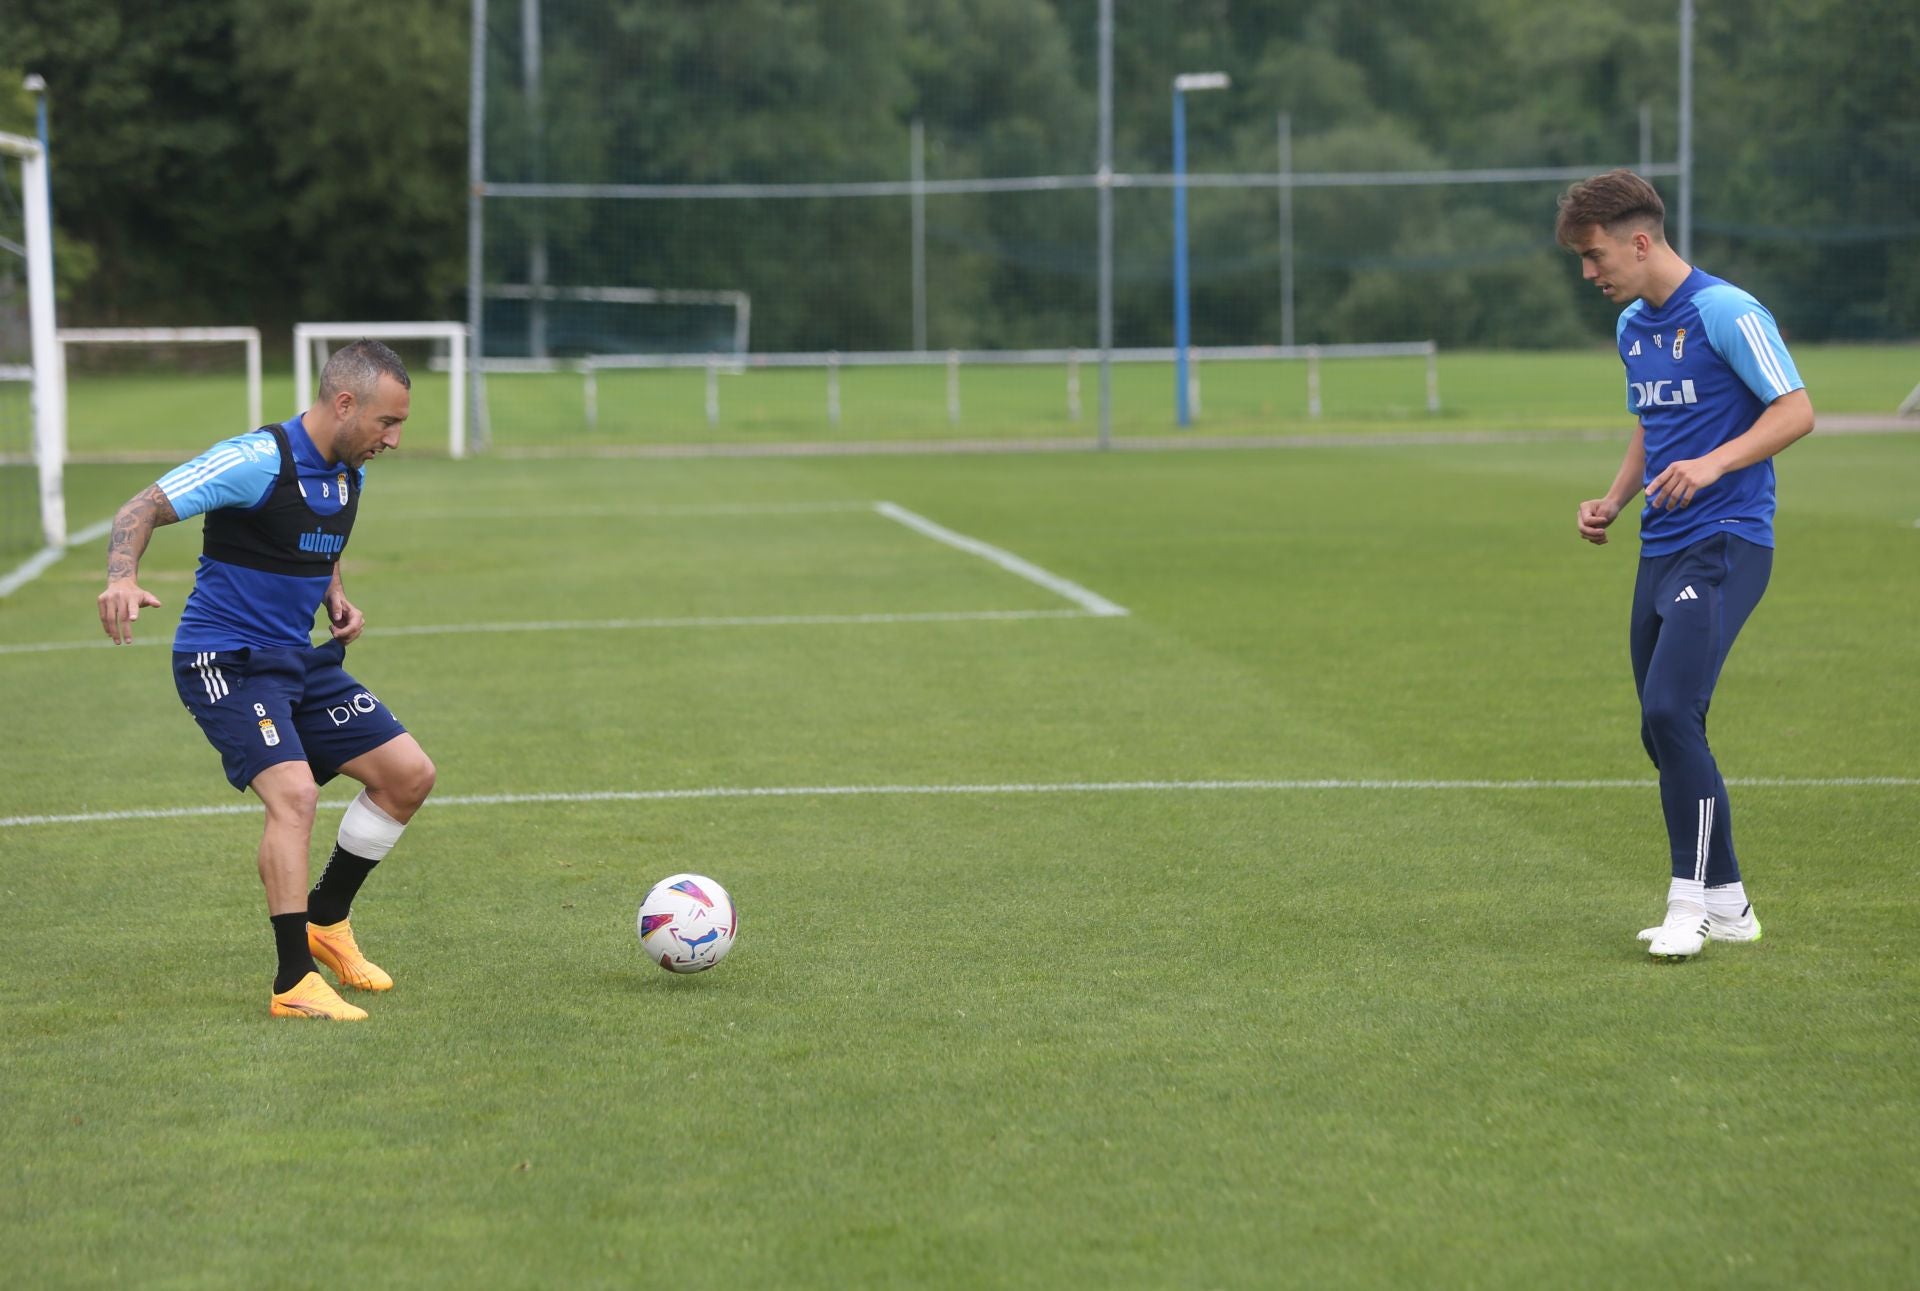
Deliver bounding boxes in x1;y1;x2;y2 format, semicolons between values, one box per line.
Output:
3;369;1918;1287
43;341;1920;460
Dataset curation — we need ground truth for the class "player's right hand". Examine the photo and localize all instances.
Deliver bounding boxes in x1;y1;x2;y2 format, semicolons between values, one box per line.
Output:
1576;498;1620;545
98;580;163;644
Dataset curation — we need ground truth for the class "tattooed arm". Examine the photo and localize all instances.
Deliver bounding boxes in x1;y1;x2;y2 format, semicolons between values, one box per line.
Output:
97;484;178;644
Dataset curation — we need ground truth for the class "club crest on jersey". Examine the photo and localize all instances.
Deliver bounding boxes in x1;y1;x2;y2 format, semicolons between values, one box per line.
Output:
337;473;350;504
1672;327;1686;361
258;718;281;747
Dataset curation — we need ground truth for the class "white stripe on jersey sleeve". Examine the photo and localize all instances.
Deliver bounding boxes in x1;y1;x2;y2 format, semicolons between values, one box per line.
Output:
154;432;280;520
157;448;250;497
1733;311;1791;398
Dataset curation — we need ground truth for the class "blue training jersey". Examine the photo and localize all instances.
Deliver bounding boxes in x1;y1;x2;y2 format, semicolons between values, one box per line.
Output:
1616;267;1804;556
158;415;366;650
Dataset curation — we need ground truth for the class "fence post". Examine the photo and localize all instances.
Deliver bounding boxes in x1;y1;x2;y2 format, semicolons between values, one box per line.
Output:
706;357;720;426
827;352;841;426
584;362;598;431
1307;346;1322;419
947;350;960;425
1425;342;1440;413
1067;349;1081;422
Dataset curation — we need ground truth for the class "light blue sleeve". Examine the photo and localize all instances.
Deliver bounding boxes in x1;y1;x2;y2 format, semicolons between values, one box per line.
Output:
154;430;281;521
1695;284;1805;404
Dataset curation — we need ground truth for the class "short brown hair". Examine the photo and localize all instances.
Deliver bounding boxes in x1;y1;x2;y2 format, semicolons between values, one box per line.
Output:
1555;169;1667;247
319;338;413;402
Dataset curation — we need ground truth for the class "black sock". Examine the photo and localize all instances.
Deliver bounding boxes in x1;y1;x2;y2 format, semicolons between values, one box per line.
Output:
271;912;317;993
308;844;380;927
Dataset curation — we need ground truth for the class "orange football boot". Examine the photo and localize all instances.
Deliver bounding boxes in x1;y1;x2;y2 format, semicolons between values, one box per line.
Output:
270;971;369;1020
307;918;394;992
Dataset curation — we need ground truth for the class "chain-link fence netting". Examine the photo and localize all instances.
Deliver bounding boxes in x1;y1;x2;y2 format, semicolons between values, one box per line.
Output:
469;0;1916;442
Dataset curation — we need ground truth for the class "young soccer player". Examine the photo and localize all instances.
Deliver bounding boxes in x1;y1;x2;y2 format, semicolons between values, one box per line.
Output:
1558;169;1815;961
97;339;437;1017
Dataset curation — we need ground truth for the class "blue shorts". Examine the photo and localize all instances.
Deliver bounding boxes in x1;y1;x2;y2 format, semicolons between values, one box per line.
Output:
173;639;409;792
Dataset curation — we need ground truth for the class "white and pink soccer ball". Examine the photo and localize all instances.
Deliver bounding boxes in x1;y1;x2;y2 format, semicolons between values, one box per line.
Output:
637;873;738;973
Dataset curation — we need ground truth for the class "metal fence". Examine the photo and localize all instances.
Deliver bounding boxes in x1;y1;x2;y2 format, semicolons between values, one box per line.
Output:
464;0;1914;448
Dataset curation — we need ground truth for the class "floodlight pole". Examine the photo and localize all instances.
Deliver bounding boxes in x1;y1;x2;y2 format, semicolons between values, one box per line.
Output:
1277;111;1294;349
1172;72;1228;428
466;0;489;451
1677;0;1694;261
911;119;927;353
523;0;548;360
24;75;50;277
1096;0;1113;450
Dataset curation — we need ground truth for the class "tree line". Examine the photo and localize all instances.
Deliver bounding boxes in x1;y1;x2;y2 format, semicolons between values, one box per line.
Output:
3;0;1914;351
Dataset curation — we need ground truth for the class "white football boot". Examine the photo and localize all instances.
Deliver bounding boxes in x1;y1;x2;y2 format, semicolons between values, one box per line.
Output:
1638;904;1762;945
1642;905;1710;961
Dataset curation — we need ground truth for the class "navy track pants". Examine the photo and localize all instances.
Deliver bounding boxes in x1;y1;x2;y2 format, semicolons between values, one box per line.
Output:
1629;532;1773;884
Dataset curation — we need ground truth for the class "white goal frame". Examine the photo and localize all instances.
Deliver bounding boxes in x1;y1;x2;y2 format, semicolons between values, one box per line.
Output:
1;130;63;548
294;321;469;459
59;327;263;434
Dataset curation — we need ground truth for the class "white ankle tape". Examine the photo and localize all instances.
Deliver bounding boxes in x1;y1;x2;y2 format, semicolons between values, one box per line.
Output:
338;790;406;861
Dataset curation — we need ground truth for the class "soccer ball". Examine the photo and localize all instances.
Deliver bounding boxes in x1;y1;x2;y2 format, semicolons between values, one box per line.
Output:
637;873;738;973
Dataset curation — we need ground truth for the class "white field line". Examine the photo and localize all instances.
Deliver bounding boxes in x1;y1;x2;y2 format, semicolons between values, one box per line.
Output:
874;501;1128;617
2;501;1129;654
0;517;113;599
379;501;875;520
4;776;1914;829
0;608;1100;656
0;545;65;599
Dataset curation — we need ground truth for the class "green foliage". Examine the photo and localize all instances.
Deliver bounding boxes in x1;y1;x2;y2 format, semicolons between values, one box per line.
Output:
0;0;465;330
1;1;1914;342
0;69;37;135
0;1;272;321
0;63;98;303
1691;0;1920;339
229;0;469;320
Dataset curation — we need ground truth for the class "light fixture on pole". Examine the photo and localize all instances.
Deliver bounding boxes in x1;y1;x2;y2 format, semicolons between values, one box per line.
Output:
1172;71;1228;428
22;74;52;279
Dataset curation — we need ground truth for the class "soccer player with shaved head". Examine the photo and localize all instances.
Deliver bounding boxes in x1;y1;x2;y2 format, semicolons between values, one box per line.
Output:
1557;170;1815;961
97;339;437;1018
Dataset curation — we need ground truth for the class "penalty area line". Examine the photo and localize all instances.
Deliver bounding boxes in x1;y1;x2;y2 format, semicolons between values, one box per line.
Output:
5;775;1915;829
0;517;115;600
873;501;1128;618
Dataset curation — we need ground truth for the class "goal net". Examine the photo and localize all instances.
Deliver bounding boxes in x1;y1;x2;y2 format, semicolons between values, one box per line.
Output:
483;285;749;365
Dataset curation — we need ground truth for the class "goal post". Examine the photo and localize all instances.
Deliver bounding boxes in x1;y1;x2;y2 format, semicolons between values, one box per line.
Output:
1;129;64;549
293;322;470;459
59;327;263;434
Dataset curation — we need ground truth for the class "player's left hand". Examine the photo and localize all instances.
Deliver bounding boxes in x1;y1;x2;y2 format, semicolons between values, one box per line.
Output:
1645;456;1725;511
327;592;365;643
